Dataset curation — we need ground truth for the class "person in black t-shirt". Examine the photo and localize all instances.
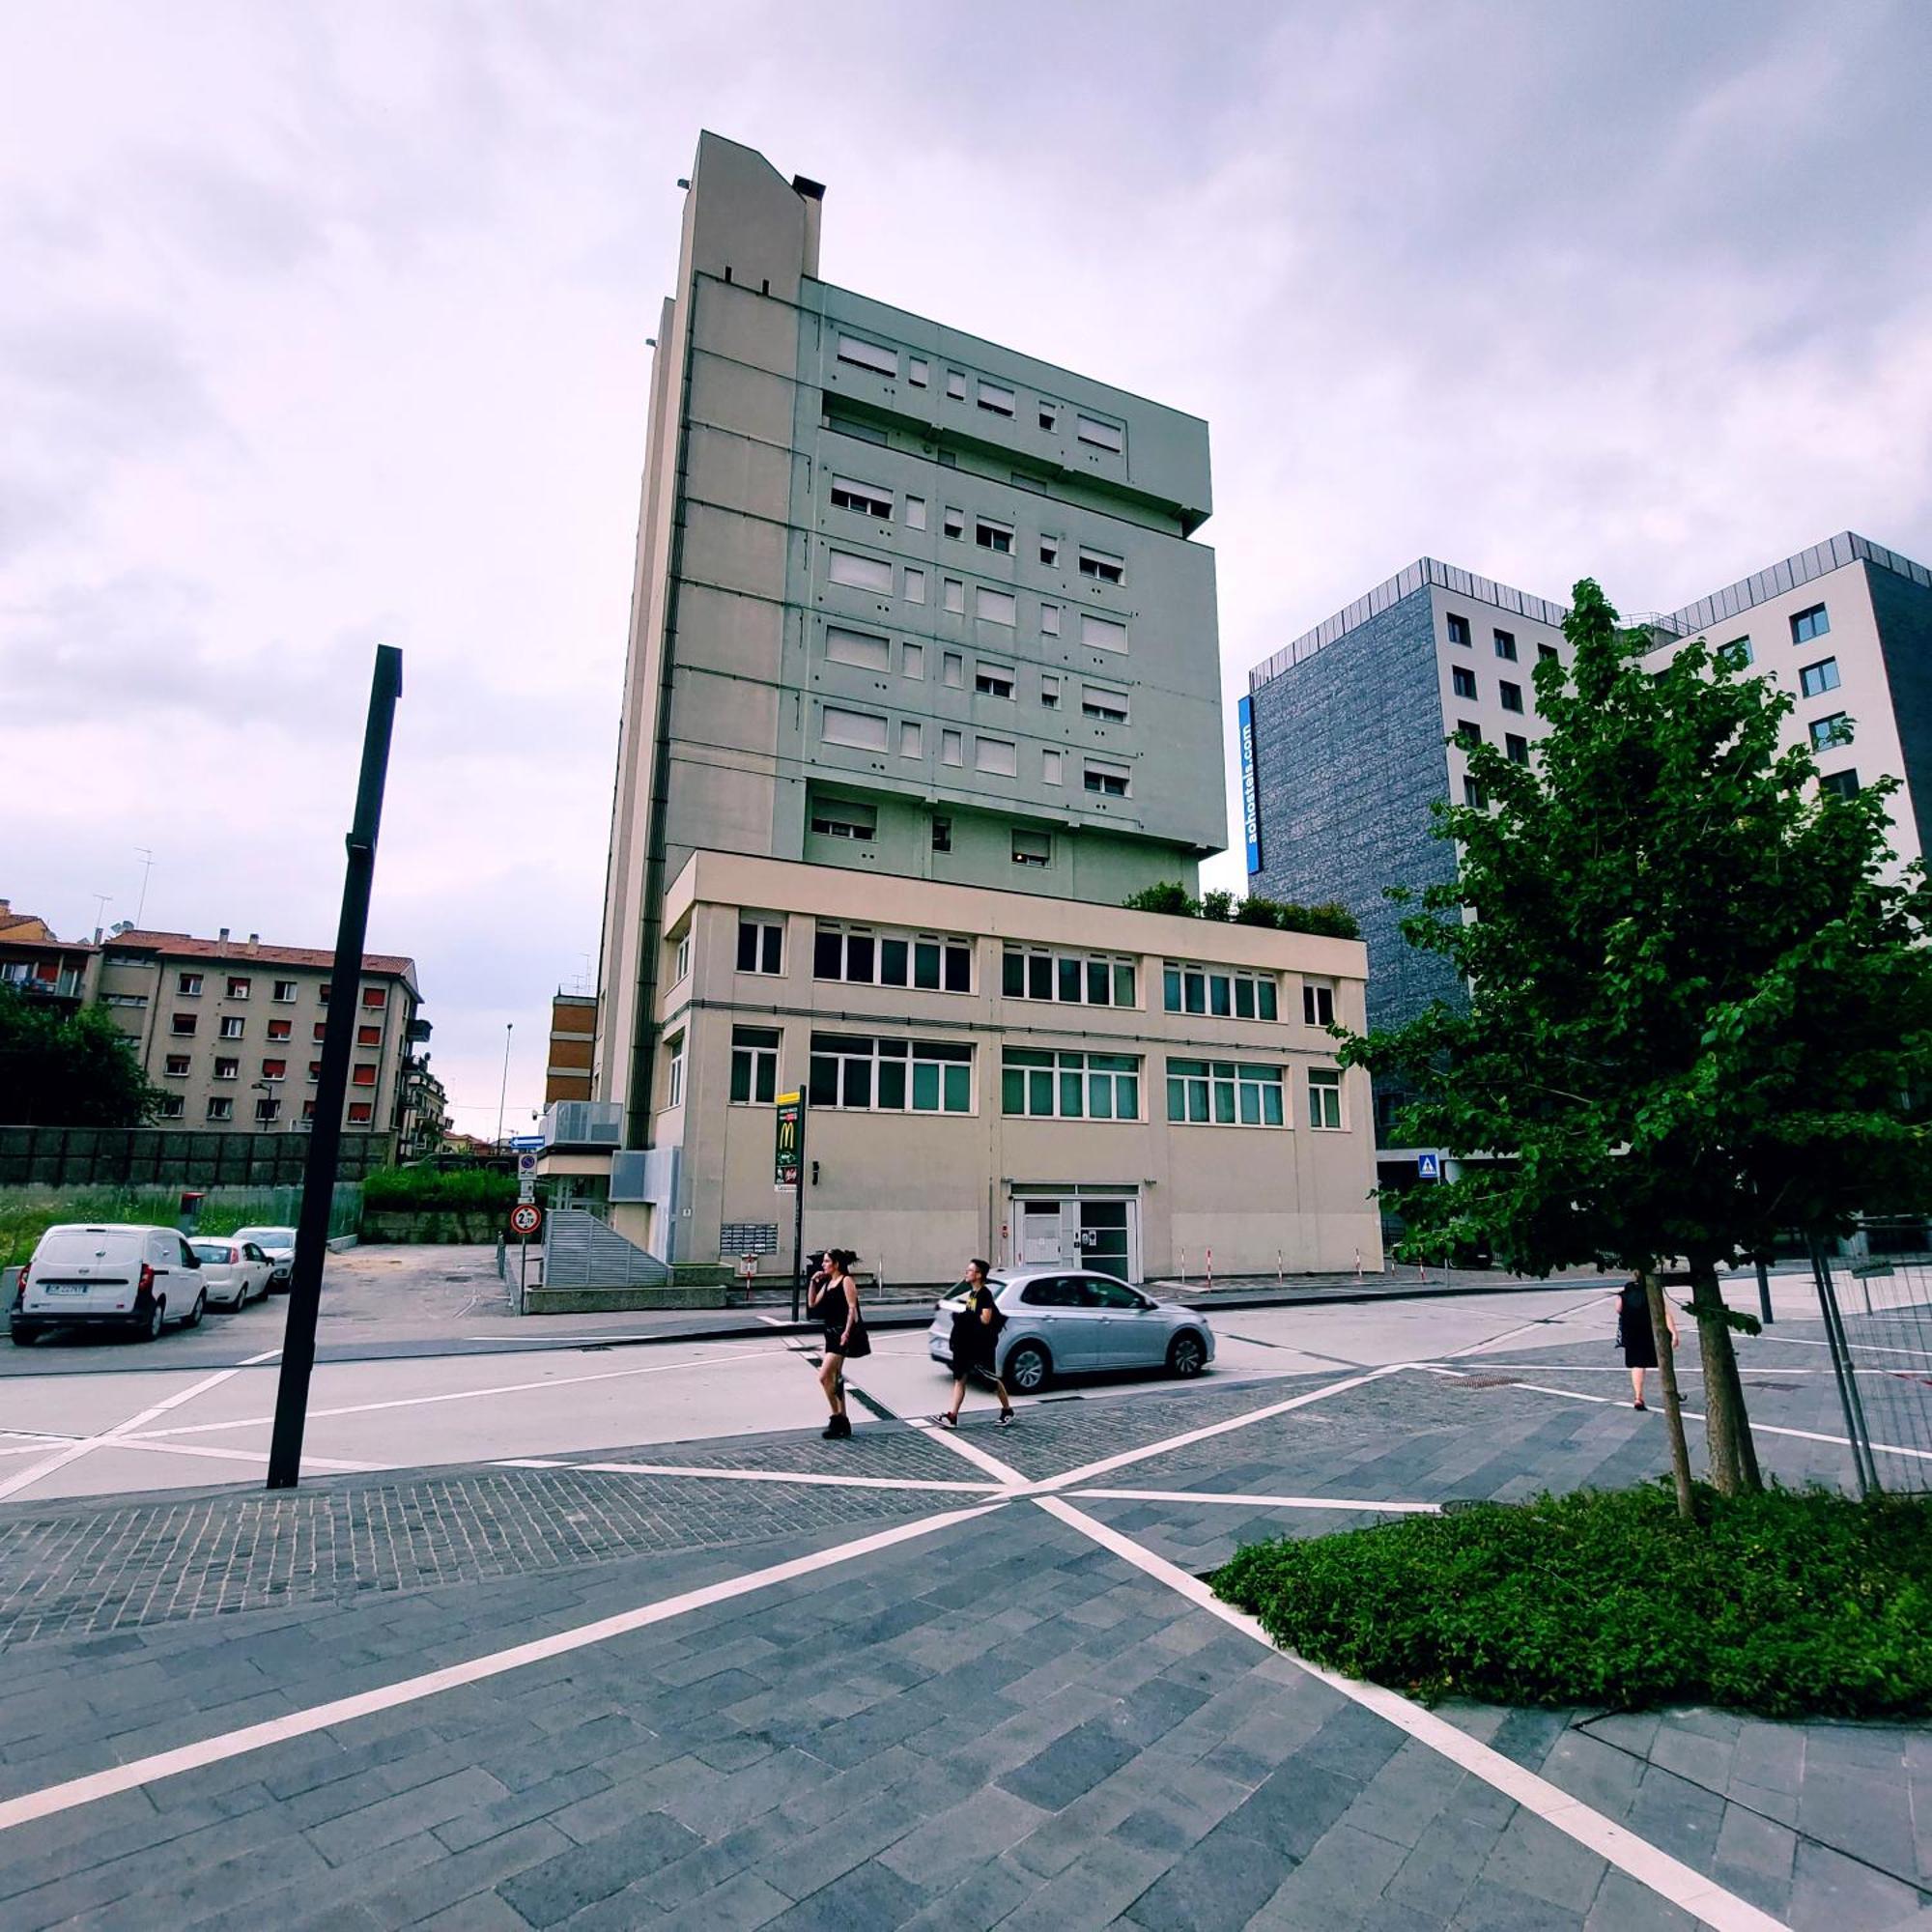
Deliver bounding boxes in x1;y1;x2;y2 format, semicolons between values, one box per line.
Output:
938;1258;1013;1430
808;1248;869;1437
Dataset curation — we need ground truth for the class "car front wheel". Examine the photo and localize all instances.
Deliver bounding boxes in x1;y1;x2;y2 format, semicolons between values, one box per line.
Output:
1004;1341;1051;1393
1167;1331;1208;1378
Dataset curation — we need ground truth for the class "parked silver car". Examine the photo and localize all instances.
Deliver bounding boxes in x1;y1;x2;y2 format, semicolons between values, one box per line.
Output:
190;1237;273;1311
233;1226;297;1291
927;1267;1214;1393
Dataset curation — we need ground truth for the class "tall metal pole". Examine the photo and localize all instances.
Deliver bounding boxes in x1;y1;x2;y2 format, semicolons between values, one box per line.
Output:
790;1096;807;1323
267;646;403;1490
497;1022;513;1149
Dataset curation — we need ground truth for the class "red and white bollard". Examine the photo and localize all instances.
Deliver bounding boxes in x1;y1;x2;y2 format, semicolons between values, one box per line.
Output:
1276;1248;1285;1287
1354;1247;1363;1284
1179;1248;1188;1287
1206;1246;1213;1293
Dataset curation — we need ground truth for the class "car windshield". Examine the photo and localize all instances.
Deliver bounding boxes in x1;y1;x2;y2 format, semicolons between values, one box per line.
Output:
237;1228;296;1245
190;1241;235;1262
36;1230;144;1267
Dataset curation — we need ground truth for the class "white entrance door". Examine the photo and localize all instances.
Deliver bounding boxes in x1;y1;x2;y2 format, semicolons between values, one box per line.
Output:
1019;1199;1065;1266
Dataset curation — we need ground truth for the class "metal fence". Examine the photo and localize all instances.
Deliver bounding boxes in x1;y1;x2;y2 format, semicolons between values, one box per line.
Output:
0;1125;395;1187
1808;1220;1932;1496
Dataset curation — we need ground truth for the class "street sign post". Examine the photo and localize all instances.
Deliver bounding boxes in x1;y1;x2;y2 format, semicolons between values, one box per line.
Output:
508;1201;543;1318
775;1092;806;1320
1416;1152;1441;1180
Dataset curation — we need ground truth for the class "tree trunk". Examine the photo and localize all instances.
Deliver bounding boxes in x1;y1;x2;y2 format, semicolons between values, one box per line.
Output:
1643;1267;1696;1522
1687;1254;1762;1495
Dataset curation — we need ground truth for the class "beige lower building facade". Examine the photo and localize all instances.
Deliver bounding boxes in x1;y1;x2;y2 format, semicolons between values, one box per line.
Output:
560;851;1381;1287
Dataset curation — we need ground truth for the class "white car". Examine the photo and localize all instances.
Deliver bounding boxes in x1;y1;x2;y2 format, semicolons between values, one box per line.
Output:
190;1237;274;1311
233;1226;297;1291
10;1224;207;1344
927;1266;1214;1393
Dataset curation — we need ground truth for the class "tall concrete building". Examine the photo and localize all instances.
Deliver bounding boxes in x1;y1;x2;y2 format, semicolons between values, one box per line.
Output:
1242;530;1932;1146
568;132;1380;1285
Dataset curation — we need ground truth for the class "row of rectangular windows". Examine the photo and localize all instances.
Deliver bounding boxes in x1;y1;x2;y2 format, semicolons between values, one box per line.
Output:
161;1054;379;1084
830;476;1125;583
718;1027;1345;1129
834;332;1125;453
732;918;1338;1021
819;705;1130;795
825;626;1127;719
169;1015;385;1042
826;549;1128;654
171;973;388;1005
153;1095;376;1123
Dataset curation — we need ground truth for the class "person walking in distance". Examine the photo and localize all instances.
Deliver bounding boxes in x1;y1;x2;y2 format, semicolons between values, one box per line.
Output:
940;1259;1013;1429
809;1248;869;1438
1615;1275;1679;1409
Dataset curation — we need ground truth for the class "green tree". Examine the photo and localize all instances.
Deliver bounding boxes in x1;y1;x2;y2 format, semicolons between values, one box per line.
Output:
1342;579;1932;1508
0;986;160;1126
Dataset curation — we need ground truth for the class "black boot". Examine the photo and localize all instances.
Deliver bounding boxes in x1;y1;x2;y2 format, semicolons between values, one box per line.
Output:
822;1413;850;1438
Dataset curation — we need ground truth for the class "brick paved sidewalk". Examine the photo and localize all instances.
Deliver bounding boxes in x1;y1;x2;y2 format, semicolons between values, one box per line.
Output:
2;1353;1926;1929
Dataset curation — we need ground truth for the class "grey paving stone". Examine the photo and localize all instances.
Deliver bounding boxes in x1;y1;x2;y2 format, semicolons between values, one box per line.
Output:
877;1783;1051;1891
495;1809;704;1925
1222;1760;1363;1861
1122;1815;1290;1930
1449;1878;1588;1929
655;1869;796;1932
1246;1819;1407;1928
303;1766;512;1865
993;1835;1177;1932
1787;1838;1929;1932
1581;1868;1698;1931
1338;1741;1473;1851
1478;1809;1610;1916
765;1856;925;1931
998;1715;1140;1811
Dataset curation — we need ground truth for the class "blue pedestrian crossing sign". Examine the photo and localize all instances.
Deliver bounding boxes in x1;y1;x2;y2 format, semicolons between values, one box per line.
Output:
1416;1152;1441;1180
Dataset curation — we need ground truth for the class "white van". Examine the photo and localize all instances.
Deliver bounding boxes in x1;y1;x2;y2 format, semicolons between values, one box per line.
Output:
10;1224;208;1345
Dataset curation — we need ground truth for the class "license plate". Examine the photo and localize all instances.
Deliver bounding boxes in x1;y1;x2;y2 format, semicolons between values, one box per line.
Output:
43;1283;93;1295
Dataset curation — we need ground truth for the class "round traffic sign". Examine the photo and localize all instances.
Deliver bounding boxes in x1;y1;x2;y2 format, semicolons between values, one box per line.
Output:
509;1203;543;1238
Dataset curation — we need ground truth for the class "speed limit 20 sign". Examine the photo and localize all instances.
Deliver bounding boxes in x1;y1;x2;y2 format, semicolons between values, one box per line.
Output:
508;1203;543;1239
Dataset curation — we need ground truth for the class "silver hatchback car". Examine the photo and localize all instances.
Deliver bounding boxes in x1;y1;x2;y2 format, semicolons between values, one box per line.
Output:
927;1267;1214;1393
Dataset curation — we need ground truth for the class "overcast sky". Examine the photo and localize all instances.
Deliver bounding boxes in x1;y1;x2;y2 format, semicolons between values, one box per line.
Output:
8;0;1931;1135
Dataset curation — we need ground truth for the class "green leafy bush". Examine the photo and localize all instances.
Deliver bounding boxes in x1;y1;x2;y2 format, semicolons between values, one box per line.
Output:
1121;884;1361;941
361;1166;517;1212
1215;1483;1932;1719
1121;882;1197;917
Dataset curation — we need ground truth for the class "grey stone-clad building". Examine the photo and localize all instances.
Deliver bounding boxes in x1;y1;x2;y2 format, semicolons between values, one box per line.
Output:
1243;534;1932;1148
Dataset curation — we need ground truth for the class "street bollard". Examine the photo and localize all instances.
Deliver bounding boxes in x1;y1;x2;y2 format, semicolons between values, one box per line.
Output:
1206;1246;1213;1293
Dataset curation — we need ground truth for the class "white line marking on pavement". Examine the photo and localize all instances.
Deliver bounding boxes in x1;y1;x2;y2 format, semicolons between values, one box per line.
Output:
1036;1496;1790;1932
1767;1334;1932;1363
1069;1488;1440;1514
0;1348;283;1503
906;1417;1030;1486
538;1460;1003;1494
133;1346;779;1441
1041;1365;1409;1493
755;1315;789;1327
1444;1291;1616;1359
0;1497;1009;1835
1416;1364;1932;1464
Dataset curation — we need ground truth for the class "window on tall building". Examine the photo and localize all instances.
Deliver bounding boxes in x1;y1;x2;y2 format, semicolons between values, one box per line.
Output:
347;1101;373;1124
943;506;964;539
1039;536;1061;568
908;357;928;386
826;626;891;672
1075;414;1123;452
177;971;203;996
1163;962;1277;1021
810;802;877;840
1042;749;1064;785
931;816;952;852
1166;1059;1285;1127
737;917;784;975
1506;733;1529;765
1081;613;1128;654
272;980;298;1002
357;1023;383;1046
1004;1049;1140;1121
945;369;967;400
1493;629;1518;661
352;1063;377;1087
1820;769;1860;799
809;1034;973;1113
903;495;926;530
836;334;897;376
219;1015;244;1039
729;1026;781;1105
1078;547;1124;585
830;475;892;519
309;1061;323;1080
164;1053;190;1077
1791;603;1830;644
1808;713;1852;752
898;721;923;758
827;549;894;593
156;1094;184;1119
977;380;1015;416
901;641;923;679
172;1013;197;1036
1011;829;1052;867
975;665;1014;699
1456;720;1482;748
255;1096;280;1123
822;707;889;752
976;737;1017;777
1499;681;1523;713
1463;776;1486;808
1723;636;1752;666
1538;641;1561;664
904;567;925;605
1800;658;1841;698
1302;980;1335;1027
943;578;965;614
975;518;1012;554
1452;666;1477;699
663;1033;685;1110
943;651;964;688
814;923;971;993
1040;604;1061;637
227;976;251;999
207;1096;234;1122
1082;684;1129;723
264;1016;291;1038
1083;761;1129;797
1446;613;1470;647
1038;402;1059;432
941;729;963;767
1307;1067;1344;1130
976;587;1016;627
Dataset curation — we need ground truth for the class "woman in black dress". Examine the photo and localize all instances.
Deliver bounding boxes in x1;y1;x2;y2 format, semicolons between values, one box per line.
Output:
808;1248;869;1438
1615;1276;1680;1409
940;1258;1013;1429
